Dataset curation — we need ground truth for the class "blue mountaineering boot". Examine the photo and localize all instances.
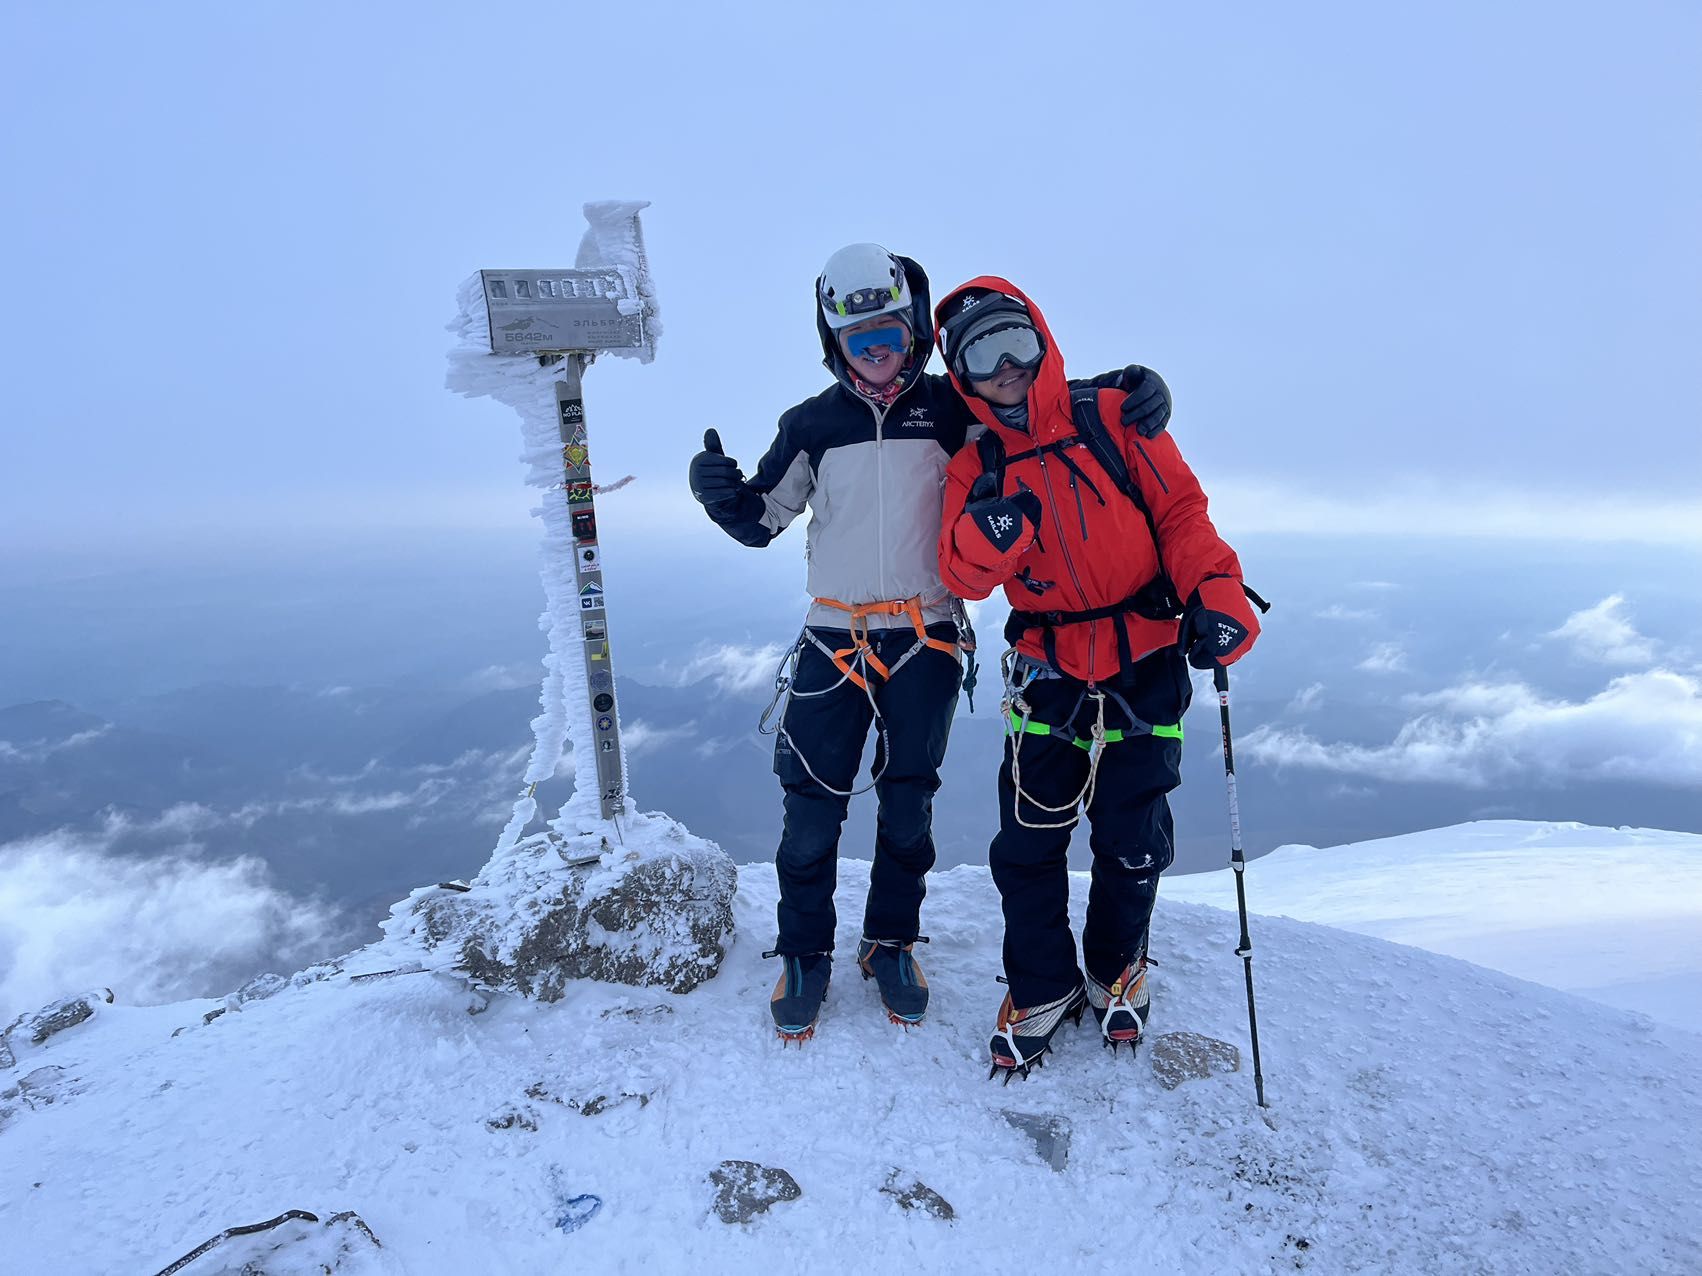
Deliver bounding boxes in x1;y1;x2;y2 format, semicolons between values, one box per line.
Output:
1086;954;1151;1054
988;980;1087;1082
767;952;831;1044
857;937;929;1026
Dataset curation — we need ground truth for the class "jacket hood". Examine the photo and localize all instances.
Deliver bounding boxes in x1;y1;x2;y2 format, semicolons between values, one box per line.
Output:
934;275;1071;440
816;254;936;399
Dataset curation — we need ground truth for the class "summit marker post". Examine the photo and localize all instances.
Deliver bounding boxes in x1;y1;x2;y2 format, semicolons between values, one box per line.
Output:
450;202;660;830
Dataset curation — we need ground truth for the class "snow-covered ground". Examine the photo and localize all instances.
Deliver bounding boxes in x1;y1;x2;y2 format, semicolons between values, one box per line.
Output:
1166;821;1702;1034
4;853;1700;1273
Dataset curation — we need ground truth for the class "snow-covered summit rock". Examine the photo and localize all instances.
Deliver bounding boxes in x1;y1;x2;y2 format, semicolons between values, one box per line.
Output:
378;813;736;999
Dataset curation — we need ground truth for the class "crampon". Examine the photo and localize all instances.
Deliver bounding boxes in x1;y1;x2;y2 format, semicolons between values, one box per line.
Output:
1087;955;1152;1056
987;981;1086;1083
857;936;929;1028
767;951;831;1046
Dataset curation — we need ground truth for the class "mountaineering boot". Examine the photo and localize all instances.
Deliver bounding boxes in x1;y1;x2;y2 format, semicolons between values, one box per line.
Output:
857;937;929;1026
1086;955;1150;1053
988;981;1086;1082
768;953;831;1044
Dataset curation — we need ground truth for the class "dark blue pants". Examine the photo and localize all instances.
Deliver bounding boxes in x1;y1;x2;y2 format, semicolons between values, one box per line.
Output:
989;647;1191;1008
771;624;961;955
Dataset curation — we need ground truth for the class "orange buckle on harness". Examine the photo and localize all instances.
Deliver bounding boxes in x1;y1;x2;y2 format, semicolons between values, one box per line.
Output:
813;596;960;692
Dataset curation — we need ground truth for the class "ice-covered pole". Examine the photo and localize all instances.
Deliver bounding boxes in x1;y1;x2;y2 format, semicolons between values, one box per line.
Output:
444;201;661;844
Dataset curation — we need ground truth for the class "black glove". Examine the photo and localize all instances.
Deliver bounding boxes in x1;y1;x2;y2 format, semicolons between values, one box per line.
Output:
688;429;746;508
1117;366;1172;439
1177;577;1260;669
963;484;1042;555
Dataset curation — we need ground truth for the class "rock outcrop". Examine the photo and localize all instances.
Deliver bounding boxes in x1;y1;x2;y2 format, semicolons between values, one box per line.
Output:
1150;1030;1242;1090
384;815;737;1001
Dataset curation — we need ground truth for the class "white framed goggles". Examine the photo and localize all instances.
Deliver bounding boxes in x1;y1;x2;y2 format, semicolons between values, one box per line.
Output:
958;321;1045;381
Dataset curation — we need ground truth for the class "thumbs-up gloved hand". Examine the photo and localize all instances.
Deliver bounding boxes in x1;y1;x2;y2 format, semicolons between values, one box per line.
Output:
689;429;746;509
962;481;1043;556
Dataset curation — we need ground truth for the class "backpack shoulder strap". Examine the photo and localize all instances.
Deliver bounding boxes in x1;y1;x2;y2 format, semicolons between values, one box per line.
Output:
971;427;1006;502
1070;387;1182;622
1068;388;1152;527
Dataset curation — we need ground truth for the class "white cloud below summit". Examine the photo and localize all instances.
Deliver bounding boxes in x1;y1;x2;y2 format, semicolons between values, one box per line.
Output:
1244;668;1702;789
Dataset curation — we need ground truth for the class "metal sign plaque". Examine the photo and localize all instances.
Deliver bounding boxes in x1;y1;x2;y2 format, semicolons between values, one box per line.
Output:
482;269;646;354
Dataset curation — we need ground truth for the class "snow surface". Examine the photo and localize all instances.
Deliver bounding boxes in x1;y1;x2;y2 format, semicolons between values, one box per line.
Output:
1165;821;1702;1034
5;854;1700;1273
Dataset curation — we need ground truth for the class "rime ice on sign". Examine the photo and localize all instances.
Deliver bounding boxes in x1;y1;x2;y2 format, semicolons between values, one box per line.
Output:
445;201;662;835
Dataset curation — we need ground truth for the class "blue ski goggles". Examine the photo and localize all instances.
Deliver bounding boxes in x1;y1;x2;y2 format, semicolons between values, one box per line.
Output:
844;324;911;361
957;321;1045;381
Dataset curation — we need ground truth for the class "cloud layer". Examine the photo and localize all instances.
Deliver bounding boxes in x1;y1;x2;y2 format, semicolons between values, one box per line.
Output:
0;832;348;1016
1546;595;1659;666
1244;669;1702;790
669;643;793;697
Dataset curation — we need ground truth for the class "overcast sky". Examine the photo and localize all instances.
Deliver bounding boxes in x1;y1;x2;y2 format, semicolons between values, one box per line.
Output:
3;2;1698;556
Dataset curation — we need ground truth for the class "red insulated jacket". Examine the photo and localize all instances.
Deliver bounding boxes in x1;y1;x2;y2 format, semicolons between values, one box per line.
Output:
936;276;1256;683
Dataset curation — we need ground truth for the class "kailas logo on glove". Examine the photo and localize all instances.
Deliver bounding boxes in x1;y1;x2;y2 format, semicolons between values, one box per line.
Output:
1217;622;1240;648
974;500;1027;553
960;294;979;311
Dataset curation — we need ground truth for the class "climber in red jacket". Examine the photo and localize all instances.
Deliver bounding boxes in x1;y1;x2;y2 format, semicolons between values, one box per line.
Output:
935;276;1262;1079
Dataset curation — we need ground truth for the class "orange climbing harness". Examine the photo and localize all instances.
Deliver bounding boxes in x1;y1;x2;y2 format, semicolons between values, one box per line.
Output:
810;595;964;692
755;594;979;799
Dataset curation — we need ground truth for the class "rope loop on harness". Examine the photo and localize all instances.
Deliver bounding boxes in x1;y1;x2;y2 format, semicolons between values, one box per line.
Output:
997;648;1181;832
1007;679;1110;830
757;594;969;801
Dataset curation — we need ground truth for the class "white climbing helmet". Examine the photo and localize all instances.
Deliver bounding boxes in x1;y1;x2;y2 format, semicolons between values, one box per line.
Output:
817;242;912;331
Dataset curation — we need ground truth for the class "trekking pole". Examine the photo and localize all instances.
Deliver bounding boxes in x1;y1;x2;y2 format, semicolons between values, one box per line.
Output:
1213;664;1268;1109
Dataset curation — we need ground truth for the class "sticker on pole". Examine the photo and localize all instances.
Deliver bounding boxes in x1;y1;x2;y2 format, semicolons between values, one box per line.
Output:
578;545;601;571
572;511;597;541
579;581;605;610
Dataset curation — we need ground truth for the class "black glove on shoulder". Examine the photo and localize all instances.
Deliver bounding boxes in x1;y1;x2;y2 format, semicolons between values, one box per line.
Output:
689;428;746;509
1116;366;1172;439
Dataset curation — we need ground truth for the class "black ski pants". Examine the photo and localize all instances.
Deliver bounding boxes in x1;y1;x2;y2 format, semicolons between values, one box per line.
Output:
771;624;961;955
990;647;1191;1009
